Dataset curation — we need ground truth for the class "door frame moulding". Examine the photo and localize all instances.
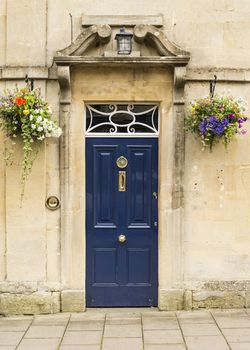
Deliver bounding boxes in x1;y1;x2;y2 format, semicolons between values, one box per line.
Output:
54;23;190;311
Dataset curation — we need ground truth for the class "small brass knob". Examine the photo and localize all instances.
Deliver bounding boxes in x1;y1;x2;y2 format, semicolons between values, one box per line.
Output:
118;234;126;243
45;196;60;210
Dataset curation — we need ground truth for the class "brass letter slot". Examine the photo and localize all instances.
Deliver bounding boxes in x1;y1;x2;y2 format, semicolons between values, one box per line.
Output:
118;171;126;192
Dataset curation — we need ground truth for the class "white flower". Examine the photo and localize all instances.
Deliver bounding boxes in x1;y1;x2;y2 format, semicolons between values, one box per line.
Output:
29;115;34;121
37;116;42;123
42;119;48;127
31;124;36;129
51;127;62;138
37;126;43;132
37;135;45;140
47;123;52;131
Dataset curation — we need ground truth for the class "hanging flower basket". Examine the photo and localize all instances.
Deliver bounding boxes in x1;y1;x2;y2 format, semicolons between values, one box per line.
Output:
185;94;248;150
0;85;62;201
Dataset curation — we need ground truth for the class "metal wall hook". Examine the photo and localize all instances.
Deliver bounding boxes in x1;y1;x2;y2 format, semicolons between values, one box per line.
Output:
210;74;217;98
25;74;34;91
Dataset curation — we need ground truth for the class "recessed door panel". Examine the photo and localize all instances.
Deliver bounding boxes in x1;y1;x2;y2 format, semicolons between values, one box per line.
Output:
93;147;118;228
127;146;152;227
127;248;151;284
86;138;158;306
93;248;118;284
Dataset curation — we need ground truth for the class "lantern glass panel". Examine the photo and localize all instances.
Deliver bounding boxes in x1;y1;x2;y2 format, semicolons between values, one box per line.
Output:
118;37;132;54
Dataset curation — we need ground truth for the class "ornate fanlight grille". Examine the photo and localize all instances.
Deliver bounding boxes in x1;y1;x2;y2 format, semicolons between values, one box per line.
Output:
85;104;159;136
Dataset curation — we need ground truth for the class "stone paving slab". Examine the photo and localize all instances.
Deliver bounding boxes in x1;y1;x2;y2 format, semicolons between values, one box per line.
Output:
144;345;186;350
144;329;184;345
67;320;104;331
143;317;180;330
104;324;142;337
0;332;24;346
16;338;61;350
62;331;103;345
0;320;32;331
214;316;250;328
176;311;214;324
105;317;140;325
1;308;250;349
221;328;250;342
229;343;250;350
60;346;101;350
102;337;143;350
180;323;221;336
32;314;70;326
184;335;230;350
25;325;66;338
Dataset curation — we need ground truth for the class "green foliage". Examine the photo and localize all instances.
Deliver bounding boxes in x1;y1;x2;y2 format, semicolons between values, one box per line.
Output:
0;85;62;202
185;94;248;150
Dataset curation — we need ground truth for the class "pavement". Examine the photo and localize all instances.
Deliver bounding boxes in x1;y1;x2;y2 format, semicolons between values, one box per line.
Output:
0;308;250;350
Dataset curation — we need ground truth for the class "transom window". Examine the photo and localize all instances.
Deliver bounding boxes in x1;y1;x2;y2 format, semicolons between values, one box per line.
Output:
85;104;159;137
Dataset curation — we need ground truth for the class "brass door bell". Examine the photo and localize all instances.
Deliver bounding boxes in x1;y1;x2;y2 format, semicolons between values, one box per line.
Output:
46;196;60;210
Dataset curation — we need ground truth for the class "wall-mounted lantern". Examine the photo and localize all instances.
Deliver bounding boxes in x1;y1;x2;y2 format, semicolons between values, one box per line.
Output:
115;27;133;55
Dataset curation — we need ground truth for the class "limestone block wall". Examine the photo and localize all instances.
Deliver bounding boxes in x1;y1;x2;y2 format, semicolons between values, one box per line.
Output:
0;0;250;313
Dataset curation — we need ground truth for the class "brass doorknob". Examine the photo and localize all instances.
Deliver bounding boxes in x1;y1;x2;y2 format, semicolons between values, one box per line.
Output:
118;234;126;243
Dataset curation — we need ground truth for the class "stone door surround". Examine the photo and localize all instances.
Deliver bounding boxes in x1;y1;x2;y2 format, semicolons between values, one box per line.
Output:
54;17;190;311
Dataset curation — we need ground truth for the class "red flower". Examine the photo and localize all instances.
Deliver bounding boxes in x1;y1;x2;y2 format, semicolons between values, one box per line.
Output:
15;97;26;106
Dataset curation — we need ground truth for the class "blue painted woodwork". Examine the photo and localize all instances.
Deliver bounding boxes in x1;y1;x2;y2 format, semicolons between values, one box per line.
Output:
86;138;158;306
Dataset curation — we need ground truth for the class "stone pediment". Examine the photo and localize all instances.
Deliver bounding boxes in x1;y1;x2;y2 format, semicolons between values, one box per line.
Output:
55;24;190;65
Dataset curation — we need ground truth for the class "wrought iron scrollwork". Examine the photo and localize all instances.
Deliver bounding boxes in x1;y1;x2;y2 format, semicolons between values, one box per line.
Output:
86;104;159;135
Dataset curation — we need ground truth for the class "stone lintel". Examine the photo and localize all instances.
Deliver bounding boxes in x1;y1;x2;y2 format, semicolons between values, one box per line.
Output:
82;14;163;27
54;56;190;67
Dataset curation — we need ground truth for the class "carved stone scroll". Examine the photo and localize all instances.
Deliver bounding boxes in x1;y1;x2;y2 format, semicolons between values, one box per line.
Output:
57;24;112;57
134;25;190;57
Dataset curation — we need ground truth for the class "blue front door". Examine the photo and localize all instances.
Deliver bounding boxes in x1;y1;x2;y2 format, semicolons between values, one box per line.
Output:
86;138;158;307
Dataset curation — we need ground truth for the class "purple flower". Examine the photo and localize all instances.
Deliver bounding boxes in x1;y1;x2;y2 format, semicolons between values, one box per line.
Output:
228;114;235;120
199;116;229;136
199;118;209;135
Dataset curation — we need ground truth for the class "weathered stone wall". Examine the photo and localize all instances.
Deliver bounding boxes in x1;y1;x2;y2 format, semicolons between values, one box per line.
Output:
0;0;250;313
